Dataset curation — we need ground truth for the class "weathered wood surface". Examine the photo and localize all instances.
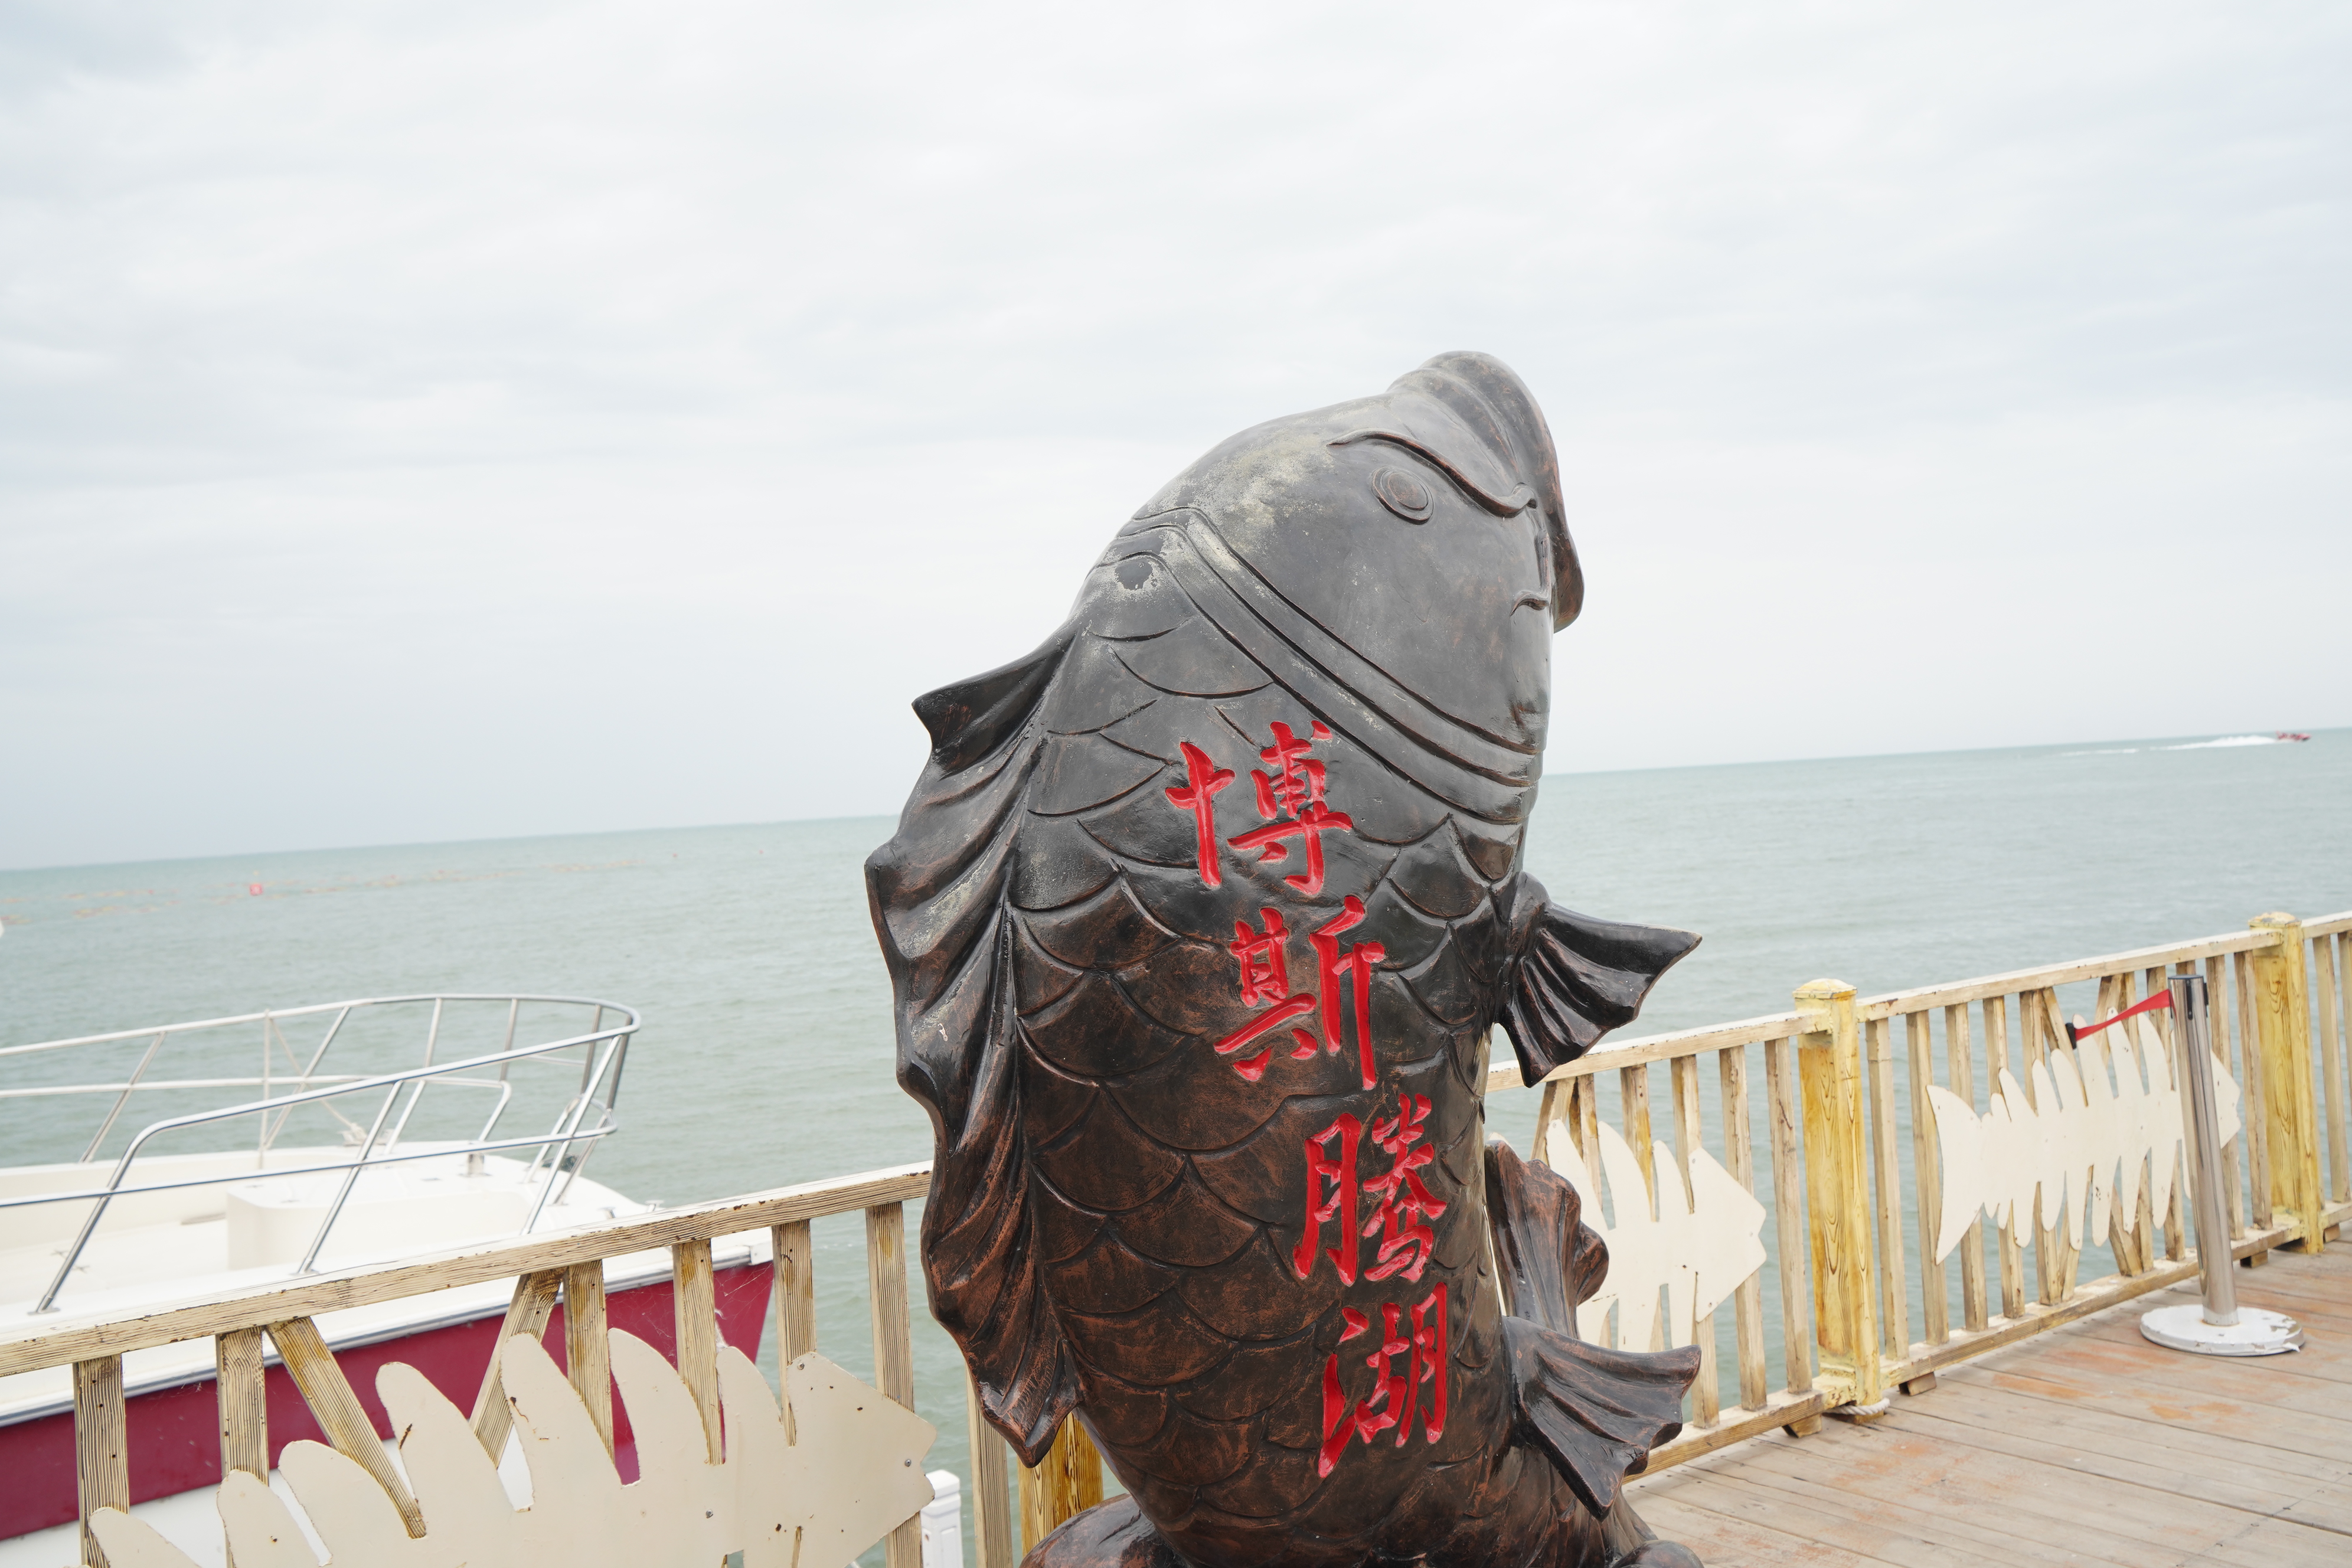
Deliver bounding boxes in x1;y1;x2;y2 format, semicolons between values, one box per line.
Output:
0;1162;930;1377
1629;1239;2352;1566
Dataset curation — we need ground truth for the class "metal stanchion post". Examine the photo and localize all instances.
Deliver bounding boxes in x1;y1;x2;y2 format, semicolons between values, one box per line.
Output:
2140;974;2306;1355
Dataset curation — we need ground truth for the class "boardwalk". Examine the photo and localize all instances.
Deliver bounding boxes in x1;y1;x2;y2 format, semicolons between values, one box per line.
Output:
1628;1241;2352;1567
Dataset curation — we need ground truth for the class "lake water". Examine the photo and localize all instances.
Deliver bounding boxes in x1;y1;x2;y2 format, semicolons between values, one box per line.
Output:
4;727;2346;1554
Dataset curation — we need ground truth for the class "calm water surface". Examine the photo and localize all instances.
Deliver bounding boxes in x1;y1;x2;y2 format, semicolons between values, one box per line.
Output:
4;729;2346;1549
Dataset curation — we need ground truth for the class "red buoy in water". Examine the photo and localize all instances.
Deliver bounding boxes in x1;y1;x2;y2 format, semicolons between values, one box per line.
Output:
248;883;263;896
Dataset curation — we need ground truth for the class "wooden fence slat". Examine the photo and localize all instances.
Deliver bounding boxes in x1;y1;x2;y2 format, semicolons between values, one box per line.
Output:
2314;932;2348;1204
770;1219;815;1444
2128;976;2170;1268
1763;1037;1814;1421
1945;1003;1987;1332
2040;986;2085;1292
1719;1044;1769;1412
2089;978;2147;1277
76;1355;129;1568
1570;1076;1600;1170
1531;1077;1571;1170
2236;949;2273;1234
1621;1064;1655;1203
867;1202;922;1568
2145;968;2173;1260
2018;990;2061;1306
865;1204;916;1409
1986;995;2026;1318
266;1317;425;1536
2148;966;2187;1262
561;1263;614;1455
2207;955;2245;1240
215;1326;267;1481
1863;1015;1906;1357
672;1239;723;1462
967;1374;1016;1568
1904;1011;1947;1355
469;1269;561;1460
1667;1053;1717;1427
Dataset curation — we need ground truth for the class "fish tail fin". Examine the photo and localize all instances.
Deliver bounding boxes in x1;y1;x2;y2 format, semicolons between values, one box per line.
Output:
1500;878;1701;1086
1487;1139;1700;1520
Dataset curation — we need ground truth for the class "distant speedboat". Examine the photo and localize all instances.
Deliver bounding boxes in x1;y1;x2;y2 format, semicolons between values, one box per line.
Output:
2276;731;2311;742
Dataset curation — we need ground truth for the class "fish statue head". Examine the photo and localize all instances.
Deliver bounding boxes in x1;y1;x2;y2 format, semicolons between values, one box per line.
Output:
1121;349;1577;762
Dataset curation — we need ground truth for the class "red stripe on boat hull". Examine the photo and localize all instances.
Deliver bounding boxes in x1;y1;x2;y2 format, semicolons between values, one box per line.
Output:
1;1261;773;1540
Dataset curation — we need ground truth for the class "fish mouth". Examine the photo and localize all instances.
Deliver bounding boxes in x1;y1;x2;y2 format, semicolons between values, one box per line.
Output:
1513;592;1550;613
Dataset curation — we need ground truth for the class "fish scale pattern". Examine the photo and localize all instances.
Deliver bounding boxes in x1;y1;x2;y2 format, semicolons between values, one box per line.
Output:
992;544;1542;1562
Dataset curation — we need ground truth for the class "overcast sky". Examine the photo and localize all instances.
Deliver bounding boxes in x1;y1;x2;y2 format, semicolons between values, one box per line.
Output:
4;2;2347;871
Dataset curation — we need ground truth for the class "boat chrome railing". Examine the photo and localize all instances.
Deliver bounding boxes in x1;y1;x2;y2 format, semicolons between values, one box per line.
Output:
0;995;639;1314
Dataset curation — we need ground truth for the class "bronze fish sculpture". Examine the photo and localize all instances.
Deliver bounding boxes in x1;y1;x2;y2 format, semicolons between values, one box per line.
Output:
868;353;1706;1568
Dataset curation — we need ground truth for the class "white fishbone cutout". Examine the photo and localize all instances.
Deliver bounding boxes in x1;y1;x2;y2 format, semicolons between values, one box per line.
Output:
1540;1119;1767;1351
90;1331;936;1568
1927;1014;2239;1261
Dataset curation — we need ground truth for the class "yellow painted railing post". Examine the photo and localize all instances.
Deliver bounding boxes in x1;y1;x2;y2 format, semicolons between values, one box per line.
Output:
1793;979;1881;1410
1018;1417;1105;1552
2248;913;2324;1250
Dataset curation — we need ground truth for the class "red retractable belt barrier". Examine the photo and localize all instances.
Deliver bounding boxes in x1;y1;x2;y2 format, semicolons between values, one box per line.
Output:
2063;987;2173;1047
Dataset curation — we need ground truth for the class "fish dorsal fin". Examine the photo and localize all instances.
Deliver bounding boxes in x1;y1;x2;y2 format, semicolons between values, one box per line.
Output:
1499;879;1701;1086
911;625;1077;774
866;623;1084;1466
1488;1136;1699;1517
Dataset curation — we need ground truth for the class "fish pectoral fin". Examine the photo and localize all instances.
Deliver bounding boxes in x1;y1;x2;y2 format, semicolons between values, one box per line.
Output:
1502;1316;1700;1518
1500;882;1701;1086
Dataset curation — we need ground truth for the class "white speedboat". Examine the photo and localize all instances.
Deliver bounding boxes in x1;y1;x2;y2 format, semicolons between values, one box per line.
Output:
0;996;771;1561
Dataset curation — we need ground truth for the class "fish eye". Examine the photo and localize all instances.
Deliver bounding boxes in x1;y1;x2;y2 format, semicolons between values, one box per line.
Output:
1372;466;1433;523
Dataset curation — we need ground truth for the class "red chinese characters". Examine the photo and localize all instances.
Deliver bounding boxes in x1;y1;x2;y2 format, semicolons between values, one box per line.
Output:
1212;910;1320;1082
1311;896;1385;1092
1291;1113;1361;1283
1298;1095;1452;1473
1319;1284;1448;1475
1165;724;1446;1479
1163;741;1235;888
1360;1094;1446;1282
1172;722;1381;1086
1228;721;1354;896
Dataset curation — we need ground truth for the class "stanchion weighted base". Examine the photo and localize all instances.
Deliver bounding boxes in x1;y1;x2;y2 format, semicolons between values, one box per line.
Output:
2139;1304;2305;1356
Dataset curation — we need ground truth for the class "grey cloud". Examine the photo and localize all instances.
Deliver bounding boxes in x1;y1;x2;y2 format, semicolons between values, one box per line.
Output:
2;1;2347;867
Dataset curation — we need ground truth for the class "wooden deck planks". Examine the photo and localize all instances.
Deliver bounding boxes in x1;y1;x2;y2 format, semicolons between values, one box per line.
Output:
1638;1458;2111;1567
1628;1242;2352;1567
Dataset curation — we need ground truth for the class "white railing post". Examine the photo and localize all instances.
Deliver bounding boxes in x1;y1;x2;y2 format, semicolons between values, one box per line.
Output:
920;1470;962;1568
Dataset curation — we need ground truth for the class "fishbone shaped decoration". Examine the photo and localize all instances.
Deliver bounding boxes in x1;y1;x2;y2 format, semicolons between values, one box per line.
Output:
1540;1118;1767;1352
90;1331;936;1568
1926;1014;2240;1260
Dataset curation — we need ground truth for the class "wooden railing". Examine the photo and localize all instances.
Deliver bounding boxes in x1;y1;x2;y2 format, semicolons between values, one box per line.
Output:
0;1165;946;1568
8;910;2348;1568
1471;906;2352;1475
